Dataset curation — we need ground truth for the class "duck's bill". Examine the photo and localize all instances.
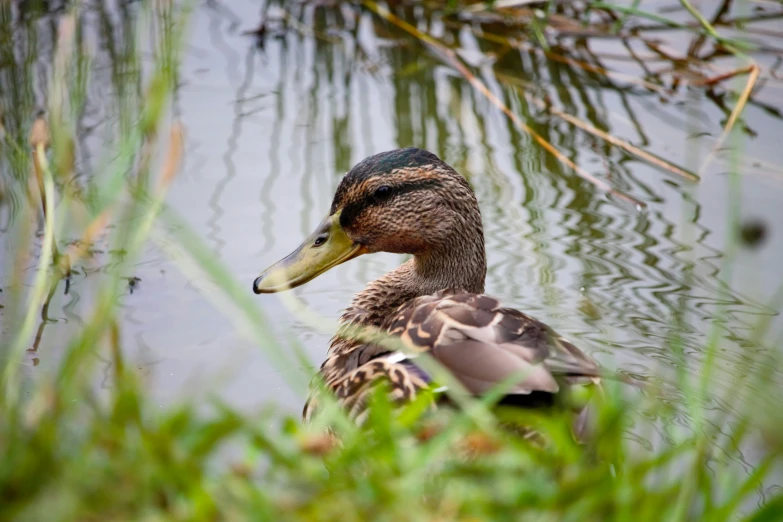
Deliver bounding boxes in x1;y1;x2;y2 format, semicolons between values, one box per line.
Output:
253;210;367;294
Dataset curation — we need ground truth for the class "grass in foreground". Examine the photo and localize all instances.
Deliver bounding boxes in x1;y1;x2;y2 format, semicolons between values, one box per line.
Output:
2;358;782;521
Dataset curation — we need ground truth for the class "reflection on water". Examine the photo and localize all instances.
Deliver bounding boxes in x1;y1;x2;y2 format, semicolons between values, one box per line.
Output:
1;0;783;487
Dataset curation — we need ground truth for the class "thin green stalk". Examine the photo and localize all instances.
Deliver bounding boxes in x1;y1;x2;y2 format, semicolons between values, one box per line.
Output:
611;0;641;34
590;1;753;53
151;213;306;391
695;102;745;428
678;0;747;58
2;145;56;405
589;2;693;28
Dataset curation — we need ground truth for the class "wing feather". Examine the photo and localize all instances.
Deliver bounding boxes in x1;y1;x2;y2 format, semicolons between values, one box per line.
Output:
383;288;599;396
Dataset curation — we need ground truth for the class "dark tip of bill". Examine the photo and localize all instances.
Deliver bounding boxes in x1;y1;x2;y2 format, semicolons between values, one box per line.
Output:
253;275;264;294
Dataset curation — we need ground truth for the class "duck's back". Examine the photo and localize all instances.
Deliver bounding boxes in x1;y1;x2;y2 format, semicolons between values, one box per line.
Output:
304;288;599;422
384;289;600;393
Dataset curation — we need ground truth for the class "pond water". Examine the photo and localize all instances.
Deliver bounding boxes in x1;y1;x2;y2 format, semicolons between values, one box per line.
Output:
1;0;783;488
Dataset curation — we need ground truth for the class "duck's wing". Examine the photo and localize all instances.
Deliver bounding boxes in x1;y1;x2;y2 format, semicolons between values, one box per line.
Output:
384;289;600;396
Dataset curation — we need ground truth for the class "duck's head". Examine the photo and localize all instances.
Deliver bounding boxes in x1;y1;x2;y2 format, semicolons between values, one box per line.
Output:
253;148;484;294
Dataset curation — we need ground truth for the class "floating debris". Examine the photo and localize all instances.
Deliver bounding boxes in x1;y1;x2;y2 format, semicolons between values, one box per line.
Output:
739;219;768;249
127;276;142;294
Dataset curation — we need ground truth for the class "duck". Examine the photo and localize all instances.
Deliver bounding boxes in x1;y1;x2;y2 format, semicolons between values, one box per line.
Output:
253;148;601;423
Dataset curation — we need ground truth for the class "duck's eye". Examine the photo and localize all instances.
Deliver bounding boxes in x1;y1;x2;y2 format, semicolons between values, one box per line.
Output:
313;234;328;247
373;185;393;201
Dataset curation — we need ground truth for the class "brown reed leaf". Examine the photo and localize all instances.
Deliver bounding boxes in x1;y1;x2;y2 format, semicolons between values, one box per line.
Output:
363;1;646;208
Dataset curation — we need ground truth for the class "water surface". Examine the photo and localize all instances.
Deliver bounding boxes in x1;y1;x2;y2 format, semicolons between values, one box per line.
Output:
1;1;782;482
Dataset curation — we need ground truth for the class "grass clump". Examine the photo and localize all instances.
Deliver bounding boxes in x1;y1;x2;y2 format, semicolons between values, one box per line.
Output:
1;1;782;521
2;365;781;520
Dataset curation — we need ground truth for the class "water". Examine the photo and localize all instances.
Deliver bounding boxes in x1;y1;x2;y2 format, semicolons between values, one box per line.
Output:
1;0;782;479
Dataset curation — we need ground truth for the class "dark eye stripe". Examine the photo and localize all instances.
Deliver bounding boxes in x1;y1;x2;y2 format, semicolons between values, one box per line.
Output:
338;179;441;228
387;179;440;198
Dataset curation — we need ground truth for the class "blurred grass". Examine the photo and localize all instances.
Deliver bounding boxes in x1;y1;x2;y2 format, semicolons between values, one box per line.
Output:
1;1;783;520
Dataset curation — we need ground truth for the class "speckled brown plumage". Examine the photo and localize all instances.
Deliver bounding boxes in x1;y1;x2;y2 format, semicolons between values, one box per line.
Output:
300;148;599;422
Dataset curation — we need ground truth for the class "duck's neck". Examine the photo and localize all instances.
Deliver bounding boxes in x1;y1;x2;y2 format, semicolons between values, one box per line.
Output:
336;229;487;337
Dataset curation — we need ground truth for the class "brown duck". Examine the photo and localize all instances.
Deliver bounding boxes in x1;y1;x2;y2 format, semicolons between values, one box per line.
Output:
254;148;600;422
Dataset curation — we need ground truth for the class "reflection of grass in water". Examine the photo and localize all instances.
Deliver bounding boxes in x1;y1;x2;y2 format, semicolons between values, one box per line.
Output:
338;1;778;362
1;1;783;519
